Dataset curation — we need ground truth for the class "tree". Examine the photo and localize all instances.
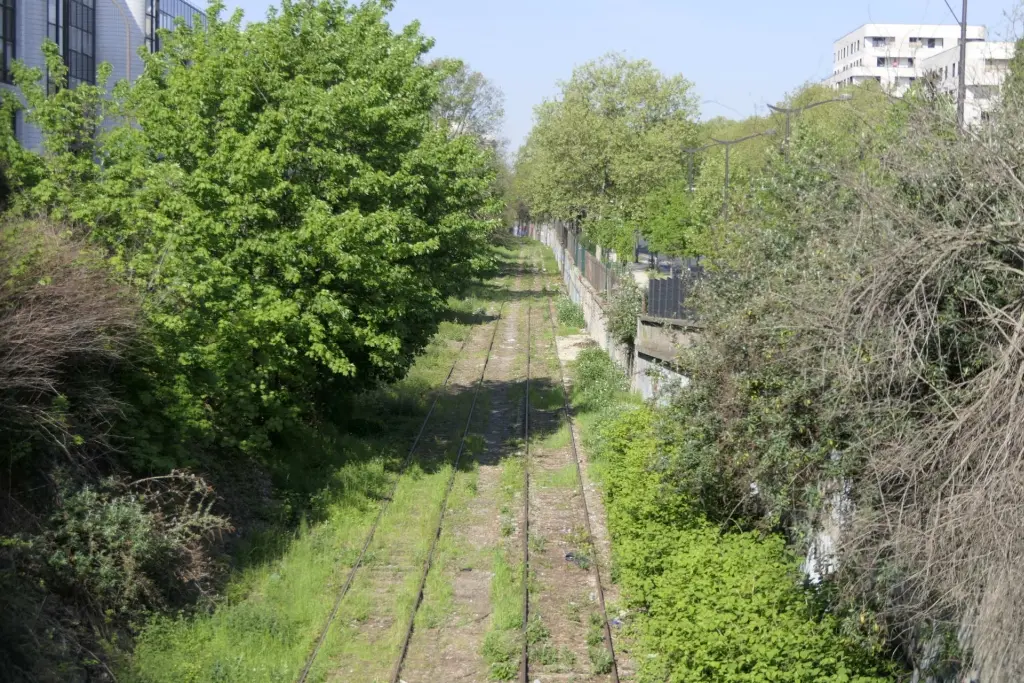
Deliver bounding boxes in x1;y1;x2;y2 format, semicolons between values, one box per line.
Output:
12;0;498;454
431;58;505;143
515;53;698;256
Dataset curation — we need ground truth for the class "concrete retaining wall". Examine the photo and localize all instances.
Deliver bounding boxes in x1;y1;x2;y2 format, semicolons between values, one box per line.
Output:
536;224;688;401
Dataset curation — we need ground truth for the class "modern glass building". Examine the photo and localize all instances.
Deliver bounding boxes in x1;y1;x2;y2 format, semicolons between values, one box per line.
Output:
1;0;205;147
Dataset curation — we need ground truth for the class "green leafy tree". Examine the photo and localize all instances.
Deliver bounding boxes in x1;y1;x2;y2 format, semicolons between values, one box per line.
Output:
516;53;698;256
431;58;505;142
12;0;498;455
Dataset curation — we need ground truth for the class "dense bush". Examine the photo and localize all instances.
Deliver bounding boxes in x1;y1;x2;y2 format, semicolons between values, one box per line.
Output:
606;277;642;345
7;1;498;455
626;79;1024;677
572;358;896;682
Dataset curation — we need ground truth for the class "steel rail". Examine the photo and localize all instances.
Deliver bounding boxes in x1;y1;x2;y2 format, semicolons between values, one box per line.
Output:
388;297;509;683
296;333;474;683
519;292;533;683
545;295;621;683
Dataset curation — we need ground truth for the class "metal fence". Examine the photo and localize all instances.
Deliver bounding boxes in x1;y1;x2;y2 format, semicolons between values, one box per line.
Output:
530;222;701;321
559;224;622;295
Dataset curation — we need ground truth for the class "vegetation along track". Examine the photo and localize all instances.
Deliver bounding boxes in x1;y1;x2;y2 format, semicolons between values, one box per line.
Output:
542;294;620;683
387;295;511;683
295;333;475;683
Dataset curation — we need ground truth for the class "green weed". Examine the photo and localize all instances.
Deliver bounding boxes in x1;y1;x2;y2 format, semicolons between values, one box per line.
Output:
539;423;571;451
481;550;524;680
556;295;585;331
536;462;578;490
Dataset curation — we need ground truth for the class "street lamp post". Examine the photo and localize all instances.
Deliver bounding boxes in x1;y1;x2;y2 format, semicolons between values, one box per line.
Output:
709;129;776;221
766;94;852;162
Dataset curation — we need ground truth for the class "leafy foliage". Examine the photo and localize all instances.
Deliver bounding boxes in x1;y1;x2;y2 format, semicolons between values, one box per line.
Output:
70;0;495;454
555;294;585;330
606;277;642;345
515;53;698;256
570;357;897;682
432;58;505;142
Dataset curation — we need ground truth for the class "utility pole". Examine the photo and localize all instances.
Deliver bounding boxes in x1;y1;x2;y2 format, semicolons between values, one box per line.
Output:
710;129;775;221
957;0;968;130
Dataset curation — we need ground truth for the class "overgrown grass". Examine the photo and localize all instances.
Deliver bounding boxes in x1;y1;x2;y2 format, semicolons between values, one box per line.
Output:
535;462;577;490
498;446;524;505
586;612;614;674
539;247;560;277
126;255;518;683
556;295;585;334
528;383;564;412
416;447;483;631
130;458;458;683
566;347;642;488
481;550;524;681
538;422;571;450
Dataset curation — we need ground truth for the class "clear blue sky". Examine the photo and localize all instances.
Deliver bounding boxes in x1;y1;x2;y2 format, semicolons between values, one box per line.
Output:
222;0;1017;149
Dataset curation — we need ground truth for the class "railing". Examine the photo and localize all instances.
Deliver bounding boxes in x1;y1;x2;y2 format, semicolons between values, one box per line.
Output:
646;262;702;320
560;224;622;295
531;222;701;321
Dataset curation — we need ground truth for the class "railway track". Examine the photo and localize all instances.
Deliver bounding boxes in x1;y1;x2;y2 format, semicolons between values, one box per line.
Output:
296;297;505;683
517;262;620;682
533;291;619;683
387;295;510;683
519;295;533;683
298;254;620;683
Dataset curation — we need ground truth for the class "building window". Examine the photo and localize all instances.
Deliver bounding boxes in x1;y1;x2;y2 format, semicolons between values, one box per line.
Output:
953;62;957;77
146;0;206;53
46;0;96;88
877;57;886;67
66;0;96;87
0;1;11;86
907;58;914;67
928;38;943;48
0;0;12;85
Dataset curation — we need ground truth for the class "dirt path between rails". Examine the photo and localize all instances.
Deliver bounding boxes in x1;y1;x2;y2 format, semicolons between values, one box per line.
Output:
398;265;531;682
320;243;628;683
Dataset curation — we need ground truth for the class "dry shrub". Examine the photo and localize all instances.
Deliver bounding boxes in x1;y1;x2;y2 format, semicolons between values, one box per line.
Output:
0;219;230;681
0;217;137;461
827;101;1024;680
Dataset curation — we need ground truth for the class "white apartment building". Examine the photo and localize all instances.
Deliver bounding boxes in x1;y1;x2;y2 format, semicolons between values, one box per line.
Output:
920;40;1015;124
827;23;986;95
0;0;204;148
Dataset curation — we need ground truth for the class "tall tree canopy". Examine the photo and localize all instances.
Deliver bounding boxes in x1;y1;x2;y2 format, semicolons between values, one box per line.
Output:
9;0;501;454
515;53;698;256
431;58;506;143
